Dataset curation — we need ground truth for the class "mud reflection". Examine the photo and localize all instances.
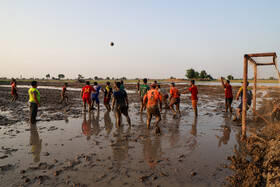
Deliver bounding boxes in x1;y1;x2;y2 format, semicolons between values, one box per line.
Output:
82;113;93;140
30;124;42;163
104;111;113;136
142;132;162;169
235;128;247;152
112;126;131;169
92;111;100;135
190;117;197;137
169;118;180;146
218;114;232;147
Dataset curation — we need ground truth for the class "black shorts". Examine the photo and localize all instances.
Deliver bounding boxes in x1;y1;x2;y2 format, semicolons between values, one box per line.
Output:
225;98;233;105
116;105;128;117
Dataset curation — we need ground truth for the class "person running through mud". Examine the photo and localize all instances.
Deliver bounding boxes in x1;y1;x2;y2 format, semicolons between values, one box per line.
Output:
232;82;252;121
91;82;101;111
28;81;41;124
111;82;131;127
168;82;181;117
143;83;162;133
11;80;18;102
81;81;95;112
104;82;113;111
158;85;169;109
59;82;68;104
140;78;150;113
182;80;198;117
221;77;233;113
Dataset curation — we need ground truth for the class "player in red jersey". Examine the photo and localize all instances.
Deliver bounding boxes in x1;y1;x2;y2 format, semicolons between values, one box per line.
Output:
221;77;233;113
182;80;198;117
81;81;95;112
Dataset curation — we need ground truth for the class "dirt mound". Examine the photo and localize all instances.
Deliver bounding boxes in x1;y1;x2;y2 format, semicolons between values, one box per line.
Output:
227;123;280;186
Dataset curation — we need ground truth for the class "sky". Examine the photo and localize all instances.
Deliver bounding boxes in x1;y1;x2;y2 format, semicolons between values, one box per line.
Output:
1;0;280;79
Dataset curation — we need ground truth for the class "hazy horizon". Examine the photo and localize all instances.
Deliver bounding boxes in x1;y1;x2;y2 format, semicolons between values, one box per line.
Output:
1;1;280;80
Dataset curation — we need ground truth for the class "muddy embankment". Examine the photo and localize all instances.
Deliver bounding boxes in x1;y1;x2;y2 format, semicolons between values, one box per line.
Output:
227;89;280;186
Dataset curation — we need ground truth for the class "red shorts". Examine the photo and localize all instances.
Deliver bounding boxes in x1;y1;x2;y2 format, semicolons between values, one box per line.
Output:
83;97;91;104
104;97;110;104
11;91;17;96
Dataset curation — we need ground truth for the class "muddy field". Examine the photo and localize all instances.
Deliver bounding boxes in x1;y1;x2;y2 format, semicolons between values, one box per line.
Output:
0;81;279;186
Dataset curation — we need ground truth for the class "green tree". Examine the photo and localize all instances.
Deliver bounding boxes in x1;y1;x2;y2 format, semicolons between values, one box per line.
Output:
227;75;234;80
206;74;213;80
46;74;50;79
199;70;207;79
58;74;65;80
78;74;84;80
186;68;196;79
106;77;110;80
194;71;199;78
94;76;99;80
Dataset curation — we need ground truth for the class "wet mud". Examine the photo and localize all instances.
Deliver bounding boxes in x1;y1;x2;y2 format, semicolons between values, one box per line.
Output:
226;89;280;186
0;82;279;186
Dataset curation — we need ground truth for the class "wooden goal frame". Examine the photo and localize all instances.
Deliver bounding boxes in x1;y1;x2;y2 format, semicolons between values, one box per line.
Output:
242;52;278;129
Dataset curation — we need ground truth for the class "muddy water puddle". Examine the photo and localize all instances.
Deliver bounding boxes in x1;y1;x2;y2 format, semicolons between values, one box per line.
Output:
0;103;248;186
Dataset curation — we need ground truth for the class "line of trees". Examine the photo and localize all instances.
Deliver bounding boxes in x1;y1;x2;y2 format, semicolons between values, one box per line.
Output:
45;74;65;80
185;68;213;80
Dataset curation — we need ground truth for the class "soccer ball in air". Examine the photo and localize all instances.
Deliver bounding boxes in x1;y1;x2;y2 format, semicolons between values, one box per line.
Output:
110;42;114;46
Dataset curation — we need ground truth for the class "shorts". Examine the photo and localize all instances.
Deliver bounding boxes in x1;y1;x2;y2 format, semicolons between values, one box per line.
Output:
91;95;100;104
116;105;128;117
83;97;91;104
238;102;251;111
147;105;161;119
225;98;233;105
169;97;180;106
104;97;110;104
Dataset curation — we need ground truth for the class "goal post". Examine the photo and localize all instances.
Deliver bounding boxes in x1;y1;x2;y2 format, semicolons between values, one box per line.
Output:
242;52;278;129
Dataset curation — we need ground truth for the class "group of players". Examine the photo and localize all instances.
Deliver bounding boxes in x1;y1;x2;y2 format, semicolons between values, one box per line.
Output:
10;78;260;133
76;78;199;133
